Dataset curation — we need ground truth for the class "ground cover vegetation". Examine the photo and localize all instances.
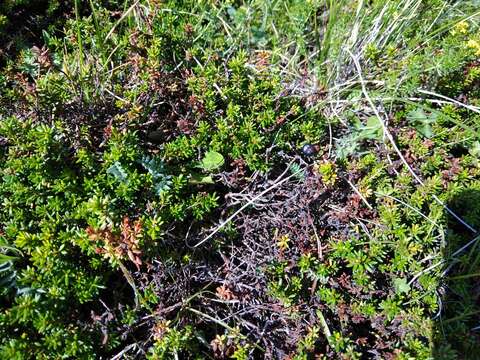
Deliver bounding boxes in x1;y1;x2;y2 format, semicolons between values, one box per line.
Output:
1;0;480;358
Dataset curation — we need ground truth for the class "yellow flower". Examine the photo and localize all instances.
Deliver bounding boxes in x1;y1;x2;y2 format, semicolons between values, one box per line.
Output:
277;234;290;251
467;39;480;56
467;39;479;48
452;21;469;35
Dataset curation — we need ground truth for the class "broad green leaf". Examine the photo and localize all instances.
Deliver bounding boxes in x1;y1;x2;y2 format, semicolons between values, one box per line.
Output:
407;108;437;138
353;116;383;141
189;173;215;185
393;277;411;294
199;151;224;172
361;116;384;140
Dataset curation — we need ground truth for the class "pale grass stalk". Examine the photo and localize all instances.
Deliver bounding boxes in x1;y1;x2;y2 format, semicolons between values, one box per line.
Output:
345;178;373;210
418;89;480;114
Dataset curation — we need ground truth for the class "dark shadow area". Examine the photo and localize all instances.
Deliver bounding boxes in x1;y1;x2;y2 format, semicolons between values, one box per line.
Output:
0;1;71;66
434;189;480;359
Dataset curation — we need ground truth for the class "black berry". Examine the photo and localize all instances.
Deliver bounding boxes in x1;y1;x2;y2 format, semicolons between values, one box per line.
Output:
301;144;317;156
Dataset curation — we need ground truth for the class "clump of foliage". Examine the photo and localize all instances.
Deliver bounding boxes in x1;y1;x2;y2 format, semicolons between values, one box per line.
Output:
1;0;480;359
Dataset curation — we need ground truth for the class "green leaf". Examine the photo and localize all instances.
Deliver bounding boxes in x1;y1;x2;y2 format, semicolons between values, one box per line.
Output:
407;108;437;138
107;162;129;184
393;277;411;294
153;177;172;195
139;155;172;195
140;155;166;178
0;253;17;265
360;116;384;140
189;173;214;185
470;141;480;158
288;162;305;181
335;133;360;159
199;151;224;172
